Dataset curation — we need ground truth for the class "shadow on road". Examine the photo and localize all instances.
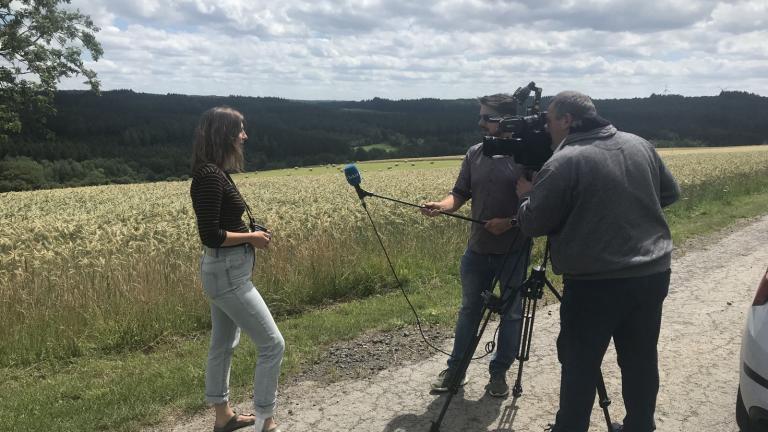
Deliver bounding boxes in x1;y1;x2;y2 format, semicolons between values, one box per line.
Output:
383;390;528;432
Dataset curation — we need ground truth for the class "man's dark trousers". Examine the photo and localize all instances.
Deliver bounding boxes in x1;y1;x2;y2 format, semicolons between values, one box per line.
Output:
551;270;670;432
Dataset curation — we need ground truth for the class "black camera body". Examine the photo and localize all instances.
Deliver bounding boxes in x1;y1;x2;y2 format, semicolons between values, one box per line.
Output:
249;221;268;233
481;82;553;170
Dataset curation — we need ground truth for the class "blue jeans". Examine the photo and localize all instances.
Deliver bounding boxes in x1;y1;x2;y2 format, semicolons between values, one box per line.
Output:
446;248;527;376
199;244;285;418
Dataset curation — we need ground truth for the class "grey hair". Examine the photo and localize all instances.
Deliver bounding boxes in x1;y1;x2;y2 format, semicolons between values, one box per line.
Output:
549;91;597;127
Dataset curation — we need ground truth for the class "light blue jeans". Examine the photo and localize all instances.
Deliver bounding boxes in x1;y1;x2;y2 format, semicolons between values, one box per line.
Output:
446;248;527;376
199;244;285;418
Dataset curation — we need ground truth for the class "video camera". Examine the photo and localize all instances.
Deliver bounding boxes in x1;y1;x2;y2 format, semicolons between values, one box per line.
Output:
481;82;553;170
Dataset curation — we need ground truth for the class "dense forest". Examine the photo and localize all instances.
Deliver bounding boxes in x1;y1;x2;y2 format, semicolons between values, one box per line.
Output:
0;89;766;192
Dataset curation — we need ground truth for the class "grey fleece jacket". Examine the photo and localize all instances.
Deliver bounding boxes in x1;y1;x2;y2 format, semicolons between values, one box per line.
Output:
517;125;680;279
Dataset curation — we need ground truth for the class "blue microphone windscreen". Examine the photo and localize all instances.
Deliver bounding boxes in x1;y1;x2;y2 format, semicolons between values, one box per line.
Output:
343;164;362;186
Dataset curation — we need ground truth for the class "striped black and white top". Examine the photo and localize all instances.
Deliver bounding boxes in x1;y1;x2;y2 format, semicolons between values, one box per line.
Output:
190;163;249;248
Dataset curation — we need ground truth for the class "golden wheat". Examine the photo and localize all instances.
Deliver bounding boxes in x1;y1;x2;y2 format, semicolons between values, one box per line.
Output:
1;146;767;364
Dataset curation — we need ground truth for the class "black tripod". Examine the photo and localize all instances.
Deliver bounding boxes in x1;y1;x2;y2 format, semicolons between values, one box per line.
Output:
430;240;615;432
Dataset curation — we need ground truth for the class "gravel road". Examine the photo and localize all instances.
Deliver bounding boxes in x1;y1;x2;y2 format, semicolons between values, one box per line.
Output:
160;214;768;432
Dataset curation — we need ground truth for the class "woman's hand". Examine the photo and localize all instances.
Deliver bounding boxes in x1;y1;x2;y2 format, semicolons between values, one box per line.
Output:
249;230;272;249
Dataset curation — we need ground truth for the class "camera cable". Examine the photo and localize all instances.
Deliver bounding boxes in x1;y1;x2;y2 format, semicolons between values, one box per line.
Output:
361;200;528;361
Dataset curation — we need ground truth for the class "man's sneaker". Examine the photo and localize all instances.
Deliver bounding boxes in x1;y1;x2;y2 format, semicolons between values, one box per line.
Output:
486;373;509;397
430;368;469;392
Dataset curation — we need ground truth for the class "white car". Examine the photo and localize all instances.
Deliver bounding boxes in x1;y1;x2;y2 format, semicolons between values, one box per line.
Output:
738;266;768;431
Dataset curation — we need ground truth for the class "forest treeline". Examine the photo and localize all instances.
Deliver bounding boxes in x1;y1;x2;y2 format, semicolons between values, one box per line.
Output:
0;89;766;192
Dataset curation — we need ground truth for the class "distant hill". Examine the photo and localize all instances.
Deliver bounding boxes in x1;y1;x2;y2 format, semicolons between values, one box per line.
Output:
0;90;766;192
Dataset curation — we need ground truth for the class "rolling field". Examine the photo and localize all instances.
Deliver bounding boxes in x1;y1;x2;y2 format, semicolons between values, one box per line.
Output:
1;145;768;431
2;146;768;366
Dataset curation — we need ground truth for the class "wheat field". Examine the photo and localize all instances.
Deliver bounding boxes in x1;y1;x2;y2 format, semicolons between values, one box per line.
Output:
1;146;767;366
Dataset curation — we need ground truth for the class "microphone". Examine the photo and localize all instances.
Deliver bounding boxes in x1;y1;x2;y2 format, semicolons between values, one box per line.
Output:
343;163;369;201
343;163;362;187
342;163;486;225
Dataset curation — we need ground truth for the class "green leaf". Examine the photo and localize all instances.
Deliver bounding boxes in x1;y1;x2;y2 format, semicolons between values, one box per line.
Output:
0;0;102;140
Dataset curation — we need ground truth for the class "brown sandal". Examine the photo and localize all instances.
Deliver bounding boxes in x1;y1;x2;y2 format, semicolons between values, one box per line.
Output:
212;412;256;432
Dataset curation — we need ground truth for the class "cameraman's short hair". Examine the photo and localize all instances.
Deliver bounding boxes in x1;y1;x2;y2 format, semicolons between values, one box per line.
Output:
477;93;517;116
549;91;597;121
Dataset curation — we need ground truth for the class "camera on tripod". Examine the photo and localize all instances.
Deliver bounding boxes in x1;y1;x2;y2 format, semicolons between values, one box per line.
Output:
481;81;553;170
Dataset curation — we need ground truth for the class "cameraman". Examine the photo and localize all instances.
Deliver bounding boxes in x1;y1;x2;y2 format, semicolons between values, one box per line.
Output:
421;93;528;398
516;91;680;432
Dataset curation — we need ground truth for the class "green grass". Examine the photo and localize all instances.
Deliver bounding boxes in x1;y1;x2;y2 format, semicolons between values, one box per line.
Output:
2;164;768;431
665;170;768;243
0;275;463;432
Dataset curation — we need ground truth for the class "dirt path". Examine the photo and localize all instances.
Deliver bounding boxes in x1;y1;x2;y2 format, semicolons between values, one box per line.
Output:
163;214;768;432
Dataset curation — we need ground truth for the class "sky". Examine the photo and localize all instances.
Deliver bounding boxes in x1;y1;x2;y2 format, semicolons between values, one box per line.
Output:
58;0;768;100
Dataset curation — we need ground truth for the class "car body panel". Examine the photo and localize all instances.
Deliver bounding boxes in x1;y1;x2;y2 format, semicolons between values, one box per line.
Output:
739;268;768;430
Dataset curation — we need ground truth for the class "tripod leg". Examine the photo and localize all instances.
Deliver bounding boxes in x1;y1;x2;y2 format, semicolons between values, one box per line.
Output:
545;277;562;302
431;306;494;432
597;372;614;431
512;295;538;397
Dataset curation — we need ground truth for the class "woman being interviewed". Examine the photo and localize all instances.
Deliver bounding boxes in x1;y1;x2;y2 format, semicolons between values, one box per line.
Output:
190;106;284;432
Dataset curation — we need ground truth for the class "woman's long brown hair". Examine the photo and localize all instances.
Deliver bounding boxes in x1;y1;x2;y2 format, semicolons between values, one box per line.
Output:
191;106;246;172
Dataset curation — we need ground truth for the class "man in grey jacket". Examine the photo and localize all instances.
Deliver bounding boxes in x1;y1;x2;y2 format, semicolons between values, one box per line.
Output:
516;91;680;432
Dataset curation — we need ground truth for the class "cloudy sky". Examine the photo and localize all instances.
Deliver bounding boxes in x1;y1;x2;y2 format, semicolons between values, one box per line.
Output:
59;0;767;100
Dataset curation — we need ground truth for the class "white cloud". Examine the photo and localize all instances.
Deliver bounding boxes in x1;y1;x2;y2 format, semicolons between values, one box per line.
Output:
709;0;768;33
55;0;768;99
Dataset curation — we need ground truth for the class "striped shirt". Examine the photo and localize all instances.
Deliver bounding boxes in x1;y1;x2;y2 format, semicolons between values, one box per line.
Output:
190;163;249;248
